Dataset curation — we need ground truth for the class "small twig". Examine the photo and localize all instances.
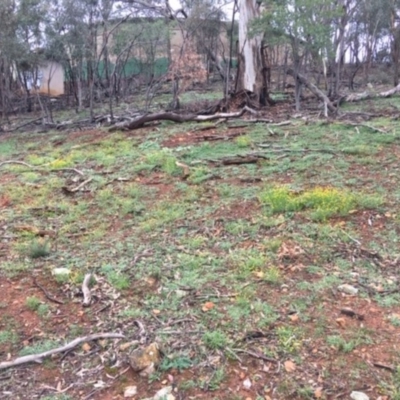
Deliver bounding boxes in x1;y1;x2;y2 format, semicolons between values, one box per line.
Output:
82;273;92;307
340;229;361;246
33;277;64;305
340;308;364;320
40;383;74;394
69;177;93;193
0;333;125;370
341;121;388;134
134;319;146;335
130;249;153;267
0;160;35;169
225;347;242;363
55;168;85;176
164;317;194;327
0;161;84;176
372;362;395;372
95;303;111;314
158;330;203;335
233;348;278;363
109;366;130;380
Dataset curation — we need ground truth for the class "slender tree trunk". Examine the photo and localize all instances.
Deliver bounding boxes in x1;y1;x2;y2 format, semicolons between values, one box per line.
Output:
0;59;7;121
391;10;400;87
77;61;83;113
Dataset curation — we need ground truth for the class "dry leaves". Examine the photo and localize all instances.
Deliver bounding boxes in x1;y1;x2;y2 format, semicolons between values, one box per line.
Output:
314;387;323;398
289;314;299;322
284;360;296;372
336;317;346;328
82;342;91;352
202;302;215;312
278;242;305;262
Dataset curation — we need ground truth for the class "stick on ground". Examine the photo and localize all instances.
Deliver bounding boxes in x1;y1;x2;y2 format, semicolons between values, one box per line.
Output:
82;273;93;307
0;333;125;370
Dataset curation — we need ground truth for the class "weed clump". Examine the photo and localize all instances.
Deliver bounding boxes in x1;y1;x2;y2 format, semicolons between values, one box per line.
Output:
25;296;41;311
259;185;382;221
202;330;228;350
26;239;51;259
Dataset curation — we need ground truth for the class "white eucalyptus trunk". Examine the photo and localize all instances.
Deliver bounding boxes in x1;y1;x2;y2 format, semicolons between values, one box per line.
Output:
238;0;265;101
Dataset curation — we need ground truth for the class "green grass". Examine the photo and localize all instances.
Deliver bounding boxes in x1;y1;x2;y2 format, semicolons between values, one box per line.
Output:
25;296;42;311
0;329;19;346
259;185;383;221
202;330;229;350
1;96;400;399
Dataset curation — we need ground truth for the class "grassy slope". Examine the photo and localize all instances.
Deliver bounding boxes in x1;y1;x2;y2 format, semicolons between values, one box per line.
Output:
2;97;400;399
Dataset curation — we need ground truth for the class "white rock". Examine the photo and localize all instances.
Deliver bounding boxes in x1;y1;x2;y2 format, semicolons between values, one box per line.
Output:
175;289;187;298
52;267;71;276
243;378;252;390
153;386;174;400
124;386;138;398
338;284;358;295
350;391;369;400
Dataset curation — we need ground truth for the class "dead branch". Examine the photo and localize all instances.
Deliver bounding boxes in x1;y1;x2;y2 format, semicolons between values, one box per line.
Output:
33;277;64;305
256;145;337;155
62;177;93;195
287;68;336;114
192;124;217;132
198;132;245;142
109;109;246;132
234;348;278;363
219;156;266;165
0;333;125;370
56;168;85;176
372;362;395;372
0;161;84;176
4;117;43;132
205;153;266;165
0;160;36;169
339;122;388;134
243;105;260;115
343;83;400;102
82;273;92;307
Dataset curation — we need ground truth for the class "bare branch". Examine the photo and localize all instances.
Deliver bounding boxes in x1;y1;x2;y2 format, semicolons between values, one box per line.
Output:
0;333;125;370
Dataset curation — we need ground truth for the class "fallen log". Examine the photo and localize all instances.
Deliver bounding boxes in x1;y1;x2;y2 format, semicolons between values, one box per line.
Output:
108;109;246;132
342;83;400;102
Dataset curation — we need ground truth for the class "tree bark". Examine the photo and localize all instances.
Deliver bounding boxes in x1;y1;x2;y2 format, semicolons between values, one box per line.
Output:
237;0;268;105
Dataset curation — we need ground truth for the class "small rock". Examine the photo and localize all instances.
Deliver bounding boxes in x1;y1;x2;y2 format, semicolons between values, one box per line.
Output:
139;362;156;377
243;378;252;390
350;391;369;400
124;386;138;398
338;284;358;295
129;342;161;373
52;268;71;276
153;386;174;400
175;289;187;298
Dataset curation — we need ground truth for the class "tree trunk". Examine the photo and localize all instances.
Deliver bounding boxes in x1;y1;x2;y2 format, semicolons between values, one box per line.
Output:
237;0;268;105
